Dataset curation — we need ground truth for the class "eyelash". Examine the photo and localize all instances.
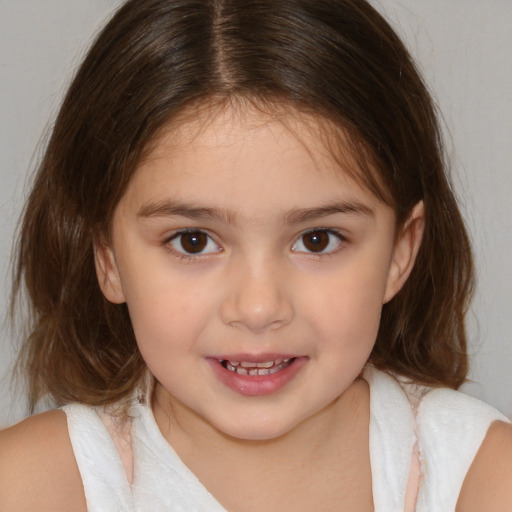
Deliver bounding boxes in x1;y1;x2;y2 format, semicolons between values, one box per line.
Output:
164;228;347;260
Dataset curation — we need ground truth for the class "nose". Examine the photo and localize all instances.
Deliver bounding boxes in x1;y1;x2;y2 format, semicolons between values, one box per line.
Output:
219;258;294;333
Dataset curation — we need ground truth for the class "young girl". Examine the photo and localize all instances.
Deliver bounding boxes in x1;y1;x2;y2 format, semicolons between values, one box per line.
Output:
1;0;511;510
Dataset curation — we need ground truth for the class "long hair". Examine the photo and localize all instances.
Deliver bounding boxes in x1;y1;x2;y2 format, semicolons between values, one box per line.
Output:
12;0;473;410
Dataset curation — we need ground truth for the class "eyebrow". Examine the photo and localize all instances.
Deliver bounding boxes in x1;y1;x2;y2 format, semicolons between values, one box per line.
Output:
137;199;374;224
137;200;236;224
284;202;374;224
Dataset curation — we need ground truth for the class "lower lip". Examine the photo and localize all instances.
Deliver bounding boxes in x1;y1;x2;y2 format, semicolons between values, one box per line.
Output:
207;357;308;396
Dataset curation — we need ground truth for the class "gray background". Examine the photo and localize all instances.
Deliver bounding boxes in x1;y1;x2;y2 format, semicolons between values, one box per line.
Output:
1;0;511;427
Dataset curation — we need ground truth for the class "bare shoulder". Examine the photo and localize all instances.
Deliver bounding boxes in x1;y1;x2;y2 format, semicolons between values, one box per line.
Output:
0;409;86;512
457;420;512;512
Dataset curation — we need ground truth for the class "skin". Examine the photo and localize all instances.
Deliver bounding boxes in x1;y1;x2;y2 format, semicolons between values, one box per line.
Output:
1;105;510;510
0;411;86;512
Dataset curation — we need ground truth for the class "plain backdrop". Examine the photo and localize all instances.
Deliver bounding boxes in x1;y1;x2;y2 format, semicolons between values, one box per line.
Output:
1;0;511;427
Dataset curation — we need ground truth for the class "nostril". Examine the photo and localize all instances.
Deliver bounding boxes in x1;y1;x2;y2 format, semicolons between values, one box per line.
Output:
219;268;294;332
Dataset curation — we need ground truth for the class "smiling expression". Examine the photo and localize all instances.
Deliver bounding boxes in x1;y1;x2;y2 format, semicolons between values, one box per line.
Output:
95;104;423;441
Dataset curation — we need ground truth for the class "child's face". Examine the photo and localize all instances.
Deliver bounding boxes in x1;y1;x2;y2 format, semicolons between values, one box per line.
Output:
96;105;421;441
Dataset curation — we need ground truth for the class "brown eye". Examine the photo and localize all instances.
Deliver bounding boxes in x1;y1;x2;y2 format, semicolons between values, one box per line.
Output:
302;231;329;252
180;232;207;253
292;230;343;254
169;231;220;255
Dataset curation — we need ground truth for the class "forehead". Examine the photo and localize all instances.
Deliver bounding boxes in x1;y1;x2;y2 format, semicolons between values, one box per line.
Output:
121;103;389;220
142;103;338;163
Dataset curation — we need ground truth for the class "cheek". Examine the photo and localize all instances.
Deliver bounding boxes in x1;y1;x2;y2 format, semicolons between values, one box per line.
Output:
304;255;391;350
120;269;218;356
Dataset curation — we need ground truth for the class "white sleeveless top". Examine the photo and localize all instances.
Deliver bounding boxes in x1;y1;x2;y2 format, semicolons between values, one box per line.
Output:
63;367;509;512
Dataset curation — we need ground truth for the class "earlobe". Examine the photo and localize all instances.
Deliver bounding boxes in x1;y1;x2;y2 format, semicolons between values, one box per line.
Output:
93;240;126;304
384;201;425;303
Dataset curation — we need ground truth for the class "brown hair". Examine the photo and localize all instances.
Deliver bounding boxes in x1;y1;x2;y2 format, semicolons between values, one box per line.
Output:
12;0;473;410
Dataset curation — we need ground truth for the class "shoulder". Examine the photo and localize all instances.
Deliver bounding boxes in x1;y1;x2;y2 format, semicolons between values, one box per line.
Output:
0;409;86;512
397;380;510;510
456;420;512;511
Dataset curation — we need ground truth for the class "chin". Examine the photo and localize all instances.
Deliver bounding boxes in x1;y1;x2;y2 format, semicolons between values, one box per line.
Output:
212;414;303;442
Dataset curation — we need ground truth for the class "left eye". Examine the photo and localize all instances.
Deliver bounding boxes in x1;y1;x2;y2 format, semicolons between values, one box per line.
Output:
292;230;344;254
168;231;221;255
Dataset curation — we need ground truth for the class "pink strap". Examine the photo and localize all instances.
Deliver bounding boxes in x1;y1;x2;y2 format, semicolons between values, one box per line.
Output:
404;442;421;511
97;410;134;485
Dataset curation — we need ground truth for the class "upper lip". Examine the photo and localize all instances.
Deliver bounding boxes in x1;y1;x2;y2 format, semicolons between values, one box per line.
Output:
211;353;299;363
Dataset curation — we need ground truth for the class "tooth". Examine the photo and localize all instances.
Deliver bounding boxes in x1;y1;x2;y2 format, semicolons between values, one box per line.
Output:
256;361;274;368
226;363;236;372
269;366;281;374
275;358;283;365
248;369;259;376
228;360;240;366
240;361;256;368
257;369;270;376
236;367;248;376
283;358;290;363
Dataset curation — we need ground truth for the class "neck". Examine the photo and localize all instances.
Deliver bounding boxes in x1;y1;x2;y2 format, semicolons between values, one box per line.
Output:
152;379;371;511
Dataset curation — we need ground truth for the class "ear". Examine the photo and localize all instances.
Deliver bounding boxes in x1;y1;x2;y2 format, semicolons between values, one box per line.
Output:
384;201;425;303
94;239;126;304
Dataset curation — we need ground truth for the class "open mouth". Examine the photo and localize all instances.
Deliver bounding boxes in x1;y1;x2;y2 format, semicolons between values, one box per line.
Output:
210;356;306;395
219;358;295;376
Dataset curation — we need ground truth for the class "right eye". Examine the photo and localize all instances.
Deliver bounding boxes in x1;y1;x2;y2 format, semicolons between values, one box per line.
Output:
168;230;221;255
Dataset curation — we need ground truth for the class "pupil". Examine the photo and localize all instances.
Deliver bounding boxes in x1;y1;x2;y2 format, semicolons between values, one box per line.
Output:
181;232;207;253
303;231;329;252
